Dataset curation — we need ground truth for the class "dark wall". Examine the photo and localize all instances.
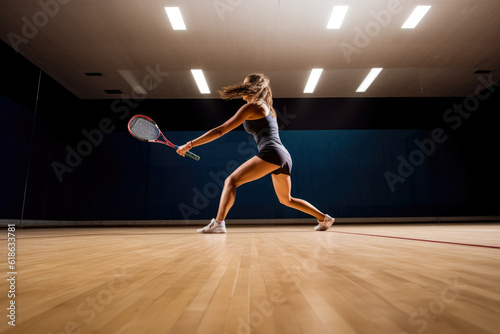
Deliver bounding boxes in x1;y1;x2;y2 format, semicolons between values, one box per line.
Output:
2;40;499;221
0;95;34;218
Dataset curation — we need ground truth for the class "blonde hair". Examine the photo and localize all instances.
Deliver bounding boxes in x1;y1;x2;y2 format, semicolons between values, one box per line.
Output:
218;73;276;117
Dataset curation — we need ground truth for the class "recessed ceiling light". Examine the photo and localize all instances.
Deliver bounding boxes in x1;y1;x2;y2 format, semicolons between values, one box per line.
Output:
191;69;210;94
327;6;349;29
104;89;123;94
356;68;383;93
304;68;323;93
402;6;431;29
164;7;186;30
474;70;491;74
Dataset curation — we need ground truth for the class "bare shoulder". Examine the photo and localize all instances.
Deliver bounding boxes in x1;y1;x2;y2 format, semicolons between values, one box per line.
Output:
240;102;267;120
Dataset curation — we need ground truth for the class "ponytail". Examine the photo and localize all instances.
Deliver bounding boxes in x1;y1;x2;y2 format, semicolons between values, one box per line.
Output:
218;73;276;117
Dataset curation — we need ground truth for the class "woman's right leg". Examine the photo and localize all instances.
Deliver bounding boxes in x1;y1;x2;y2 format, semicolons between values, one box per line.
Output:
198;156;278;233
271;173;326;221
215;156;280;221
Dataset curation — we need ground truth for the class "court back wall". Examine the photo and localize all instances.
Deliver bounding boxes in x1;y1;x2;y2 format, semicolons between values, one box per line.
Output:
2;41;499;221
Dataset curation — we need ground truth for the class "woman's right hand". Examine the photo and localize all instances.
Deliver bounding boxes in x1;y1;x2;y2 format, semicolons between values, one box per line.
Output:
176;141;193;157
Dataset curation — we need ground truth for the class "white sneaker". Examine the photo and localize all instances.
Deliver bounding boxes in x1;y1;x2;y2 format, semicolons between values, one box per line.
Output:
314;214;335;231
197;219;227;233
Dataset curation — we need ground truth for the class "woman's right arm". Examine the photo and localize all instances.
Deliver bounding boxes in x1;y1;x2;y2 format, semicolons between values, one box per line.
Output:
176;103;262;156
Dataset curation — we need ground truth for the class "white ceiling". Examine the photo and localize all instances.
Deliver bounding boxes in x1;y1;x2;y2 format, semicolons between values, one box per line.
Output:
1;0;500;99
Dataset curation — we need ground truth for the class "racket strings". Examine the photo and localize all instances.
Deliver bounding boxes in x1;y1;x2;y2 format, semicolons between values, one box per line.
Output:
129;118;159;141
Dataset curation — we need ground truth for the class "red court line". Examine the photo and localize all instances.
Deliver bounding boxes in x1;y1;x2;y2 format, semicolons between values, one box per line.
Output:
332;231;500;249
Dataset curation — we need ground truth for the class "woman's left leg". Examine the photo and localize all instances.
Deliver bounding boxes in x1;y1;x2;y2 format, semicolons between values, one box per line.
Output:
271;173;326;221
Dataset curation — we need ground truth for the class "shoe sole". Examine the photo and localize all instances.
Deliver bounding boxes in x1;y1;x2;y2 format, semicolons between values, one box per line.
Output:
197;230;227;233
314;217;335;231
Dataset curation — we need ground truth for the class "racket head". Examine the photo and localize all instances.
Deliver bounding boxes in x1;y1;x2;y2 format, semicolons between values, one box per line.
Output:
128;115;161;142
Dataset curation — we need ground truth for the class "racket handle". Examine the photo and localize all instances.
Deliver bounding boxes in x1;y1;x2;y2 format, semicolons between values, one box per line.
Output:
174;145;200;161
185;150;200;161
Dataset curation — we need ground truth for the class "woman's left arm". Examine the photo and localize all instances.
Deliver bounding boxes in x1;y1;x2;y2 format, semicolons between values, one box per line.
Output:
176;103;258;156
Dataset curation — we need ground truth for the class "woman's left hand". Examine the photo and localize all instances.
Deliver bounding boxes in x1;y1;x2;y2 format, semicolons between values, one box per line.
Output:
176;141;192;157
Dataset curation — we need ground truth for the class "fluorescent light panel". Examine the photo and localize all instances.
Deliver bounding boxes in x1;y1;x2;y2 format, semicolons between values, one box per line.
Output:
356;68;383;92
191;69;210;94
327;6;349;29
165;7;186;30
402;6;431;29
304;68;323;93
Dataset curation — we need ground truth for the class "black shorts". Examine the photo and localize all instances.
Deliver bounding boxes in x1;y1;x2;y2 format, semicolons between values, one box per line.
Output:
256;145;292;175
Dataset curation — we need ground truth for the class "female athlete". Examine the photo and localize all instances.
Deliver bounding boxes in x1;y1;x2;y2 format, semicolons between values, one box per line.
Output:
176;73;334;233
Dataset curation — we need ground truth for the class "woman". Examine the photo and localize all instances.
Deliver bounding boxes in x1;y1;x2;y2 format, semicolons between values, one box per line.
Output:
176;73;334;233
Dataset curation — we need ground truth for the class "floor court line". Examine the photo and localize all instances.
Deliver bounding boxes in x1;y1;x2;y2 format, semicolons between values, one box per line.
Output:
332;230;500;249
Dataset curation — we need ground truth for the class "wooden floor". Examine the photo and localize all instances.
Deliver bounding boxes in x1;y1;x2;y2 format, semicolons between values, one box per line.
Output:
1;223;499;334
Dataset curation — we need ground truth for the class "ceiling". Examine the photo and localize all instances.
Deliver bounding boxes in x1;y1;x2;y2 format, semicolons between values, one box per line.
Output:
1;0;500;99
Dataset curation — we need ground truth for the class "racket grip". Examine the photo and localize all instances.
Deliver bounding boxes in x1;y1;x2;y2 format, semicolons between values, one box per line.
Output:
174;145;200;161
185;150;200;161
